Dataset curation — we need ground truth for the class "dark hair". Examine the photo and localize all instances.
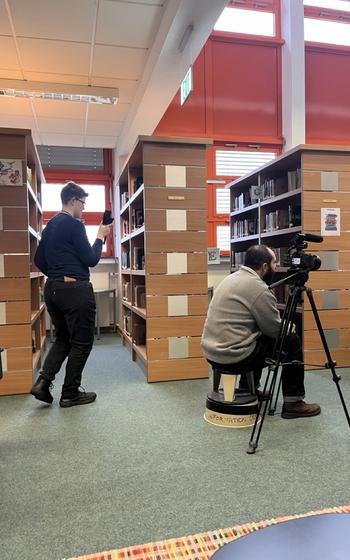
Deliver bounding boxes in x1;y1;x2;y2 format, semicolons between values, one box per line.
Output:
60;181;89;205
244;244;274;270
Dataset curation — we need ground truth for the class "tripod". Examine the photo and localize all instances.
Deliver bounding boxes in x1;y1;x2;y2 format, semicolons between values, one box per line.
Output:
247;268;350;454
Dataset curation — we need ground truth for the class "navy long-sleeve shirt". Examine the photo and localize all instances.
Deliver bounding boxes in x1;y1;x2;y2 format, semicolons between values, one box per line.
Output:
34;212;103;280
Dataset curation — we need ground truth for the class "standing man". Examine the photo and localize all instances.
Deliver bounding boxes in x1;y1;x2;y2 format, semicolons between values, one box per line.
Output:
31;182;112;408
202;245;321;419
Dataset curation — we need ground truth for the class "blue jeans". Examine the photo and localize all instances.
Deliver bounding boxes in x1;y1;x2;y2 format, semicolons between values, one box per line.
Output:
41;278;96;398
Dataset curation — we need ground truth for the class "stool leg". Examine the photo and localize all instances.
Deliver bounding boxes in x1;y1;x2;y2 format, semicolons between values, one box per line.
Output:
222;374;237;402
246;371;256;395
213;370;221;392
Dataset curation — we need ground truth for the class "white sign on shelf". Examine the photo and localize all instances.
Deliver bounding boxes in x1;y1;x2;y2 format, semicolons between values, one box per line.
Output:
208;247;220;265
321;207;340;236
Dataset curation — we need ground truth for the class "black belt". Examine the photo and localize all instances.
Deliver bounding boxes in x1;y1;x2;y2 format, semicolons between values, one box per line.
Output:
48;276;89;282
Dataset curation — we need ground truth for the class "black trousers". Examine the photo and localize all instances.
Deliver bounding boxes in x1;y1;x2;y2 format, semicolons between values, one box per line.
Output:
41;278;96;398
209;333;305;403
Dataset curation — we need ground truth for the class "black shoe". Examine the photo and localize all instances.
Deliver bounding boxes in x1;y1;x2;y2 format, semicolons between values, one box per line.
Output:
30;375;54;404
59;389;97;408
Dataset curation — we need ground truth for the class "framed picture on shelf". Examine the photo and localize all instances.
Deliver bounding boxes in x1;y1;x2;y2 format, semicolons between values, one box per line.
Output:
0;159;23;185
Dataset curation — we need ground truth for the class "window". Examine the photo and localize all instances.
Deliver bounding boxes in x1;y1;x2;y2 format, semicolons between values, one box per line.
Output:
42;182;111;256
304;0;350;46
216;225;231;252
216;188;230;214
41;148;113;257
304;18;350;46
304;0;350;11
214;6;275;36
85;225;100;246
42;183;106;212
207;146;279;255
216;150;277;177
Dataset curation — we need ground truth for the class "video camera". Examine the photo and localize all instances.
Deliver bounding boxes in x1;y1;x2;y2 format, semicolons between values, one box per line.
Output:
285;232;323;273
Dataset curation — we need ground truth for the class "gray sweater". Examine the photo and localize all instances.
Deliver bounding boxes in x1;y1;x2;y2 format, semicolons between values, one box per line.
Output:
201;266;281;364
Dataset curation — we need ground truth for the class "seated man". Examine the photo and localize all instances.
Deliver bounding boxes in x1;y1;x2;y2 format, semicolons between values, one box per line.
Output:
201;244;321;419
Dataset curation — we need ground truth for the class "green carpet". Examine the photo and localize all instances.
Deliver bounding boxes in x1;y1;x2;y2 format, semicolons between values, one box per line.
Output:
0;334;349;560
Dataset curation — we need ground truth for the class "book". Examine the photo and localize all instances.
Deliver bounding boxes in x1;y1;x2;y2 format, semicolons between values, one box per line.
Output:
134;176;143;191
123;282;130;301
133;323;146;345
121;191;129;206
134;285;146;308
250;185;261;203
123;310;132;335
121;251;130;269
133;247;145;270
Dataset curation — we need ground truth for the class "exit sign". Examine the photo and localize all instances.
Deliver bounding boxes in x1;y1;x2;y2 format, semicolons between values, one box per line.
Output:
180;66;193;106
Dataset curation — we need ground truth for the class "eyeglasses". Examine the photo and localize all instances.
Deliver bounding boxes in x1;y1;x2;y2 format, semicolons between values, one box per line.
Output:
76;198;86;206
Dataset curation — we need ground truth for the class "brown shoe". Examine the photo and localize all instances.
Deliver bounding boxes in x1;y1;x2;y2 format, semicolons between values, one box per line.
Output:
282;401;321;419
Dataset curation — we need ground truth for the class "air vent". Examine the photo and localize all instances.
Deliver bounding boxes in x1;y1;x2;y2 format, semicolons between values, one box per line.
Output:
37;145;104;171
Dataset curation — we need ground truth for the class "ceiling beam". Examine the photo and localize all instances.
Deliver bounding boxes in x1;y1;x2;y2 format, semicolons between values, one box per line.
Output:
116;0;228;167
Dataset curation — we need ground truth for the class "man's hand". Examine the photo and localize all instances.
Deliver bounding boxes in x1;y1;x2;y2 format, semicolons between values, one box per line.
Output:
97;223;112;240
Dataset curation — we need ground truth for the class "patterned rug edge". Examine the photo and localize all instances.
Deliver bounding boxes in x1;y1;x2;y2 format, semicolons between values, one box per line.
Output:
63;504;350;560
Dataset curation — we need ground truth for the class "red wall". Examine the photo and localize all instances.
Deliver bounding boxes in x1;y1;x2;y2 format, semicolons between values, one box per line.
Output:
306;44;350;145
154;50;206;136
157;35;350;148
209;39;280;141
155;34;282;145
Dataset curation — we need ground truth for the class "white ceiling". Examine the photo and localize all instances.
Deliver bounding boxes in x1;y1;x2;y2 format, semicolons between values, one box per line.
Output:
0;0;227;155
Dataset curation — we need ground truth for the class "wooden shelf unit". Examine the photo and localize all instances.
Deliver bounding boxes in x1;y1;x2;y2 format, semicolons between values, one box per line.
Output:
227;144;350;368
0;127;46;395
118;135;211;382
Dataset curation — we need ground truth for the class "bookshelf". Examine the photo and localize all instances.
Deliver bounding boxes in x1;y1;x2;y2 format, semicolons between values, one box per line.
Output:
118;135;211;382
227;144;350;368
0;127;46;395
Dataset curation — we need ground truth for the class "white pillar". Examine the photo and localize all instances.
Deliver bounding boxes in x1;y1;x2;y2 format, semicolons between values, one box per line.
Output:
281;0;306;151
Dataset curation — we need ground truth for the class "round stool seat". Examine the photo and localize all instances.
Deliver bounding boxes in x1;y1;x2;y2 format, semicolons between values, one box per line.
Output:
211;513;350;560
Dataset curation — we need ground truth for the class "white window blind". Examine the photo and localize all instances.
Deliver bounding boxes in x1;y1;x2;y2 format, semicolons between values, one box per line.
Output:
216;225;230;252
216;150;276;177
216;188;230;214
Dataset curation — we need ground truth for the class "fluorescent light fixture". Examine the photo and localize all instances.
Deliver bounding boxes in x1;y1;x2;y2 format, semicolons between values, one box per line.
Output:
0;79;118;104
178;24;194;53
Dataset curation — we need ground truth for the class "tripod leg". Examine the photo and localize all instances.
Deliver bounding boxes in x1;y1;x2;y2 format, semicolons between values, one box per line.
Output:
247;364;276;454
306;288;350;429
269;373;283;416
247;288;301;453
